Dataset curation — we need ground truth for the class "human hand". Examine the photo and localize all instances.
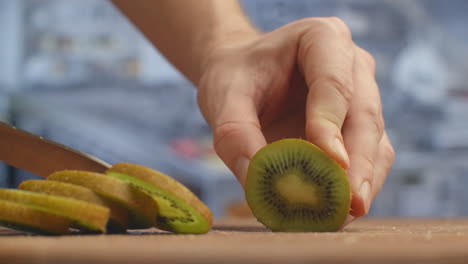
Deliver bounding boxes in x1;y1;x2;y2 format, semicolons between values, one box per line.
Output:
197;17;395;222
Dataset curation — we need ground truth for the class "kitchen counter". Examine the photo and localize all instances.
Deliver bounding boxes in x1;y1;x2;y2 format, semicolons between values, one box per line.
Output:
0;218;467;263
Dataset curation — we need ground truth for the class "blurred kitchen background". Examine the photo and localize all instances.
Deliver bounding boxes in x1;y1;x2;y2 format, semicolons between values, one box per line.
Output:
1;0;468;218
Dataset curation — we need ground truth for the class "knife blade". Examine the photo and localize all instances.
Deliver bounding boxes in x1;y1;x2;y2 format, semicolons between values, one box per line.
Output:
0;121;111;178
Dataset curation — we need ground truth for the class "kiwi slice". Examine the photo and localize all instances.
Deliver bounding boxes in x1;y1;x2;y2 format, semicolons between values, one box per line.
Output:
19;180;129;233
107;163;213;234
0;199;71;235
0;189;109;233
245;138;351;232
47;170;158;229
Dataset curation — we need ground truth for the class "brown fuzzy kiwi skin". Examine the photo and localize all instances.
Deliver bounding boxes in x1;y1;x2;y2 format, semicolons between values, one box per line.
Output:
47;170;158;229
19;180;129;233
107;163;213;227
0;189;109;233
0;199;71;235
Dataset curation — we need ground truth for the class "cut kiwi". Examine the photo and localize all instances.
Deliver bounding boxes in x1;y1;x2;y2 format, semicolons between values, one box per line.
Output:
107;163;213;234
19;180;129;233
47;170;158;229
0;189;109;233
245;138;351;232
0;199;71;235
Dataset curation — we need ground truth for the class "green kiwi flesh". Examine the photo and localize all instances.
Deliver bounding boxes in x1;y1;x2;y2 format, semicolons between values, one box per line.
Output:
245;139;351;232
107;170;211;234
19;180;129;233
47;171;158;229
0;189;109;233
0;199;71;235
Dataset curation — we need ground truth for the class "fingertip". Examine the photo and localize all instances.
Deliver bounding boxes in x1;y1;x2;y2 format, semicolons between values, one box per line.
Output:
212;120;267;188
349;196;366;217
359;180;371;212
349;181;371;217
339;214;356;230
333;137;350;169
305;121;350;169
235;156;250;188
308;136;350;169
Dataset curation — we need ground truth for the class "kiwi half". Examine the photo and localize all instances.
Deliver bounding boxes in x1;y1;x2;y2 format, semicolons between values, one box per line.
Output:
107;163;213;234
47;171;158;229
19;180;129;233
0;199;71;235
0;189;109;233
245;139;351;232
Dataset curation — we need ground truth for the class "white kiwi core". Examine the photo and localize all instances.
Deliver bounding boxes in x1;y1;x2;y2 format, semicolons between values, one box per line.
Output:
275;173;320;206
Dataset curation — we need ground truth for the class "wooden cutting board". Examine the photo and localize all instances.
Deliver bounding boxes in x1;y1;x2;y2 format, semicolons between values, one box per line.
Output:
0;218;467;263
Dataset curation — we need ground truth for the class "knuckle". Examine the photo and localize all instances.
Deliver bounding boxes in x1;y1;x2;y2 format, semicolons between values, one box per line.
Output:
213;121;242;148
299;17;352;39
377;134;396;173
383;142;396;166
354;154;376;182
296;17;318;25
327;16;347;29
361;105;384;137
324;17;352;38
213;120;260;151
316;73;353;104
357;48;376;72
306;114;342;141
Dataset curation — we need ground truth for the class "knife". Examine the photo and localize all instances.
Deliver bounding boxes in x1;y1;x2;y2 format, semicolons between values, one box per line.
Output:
0;121;111;178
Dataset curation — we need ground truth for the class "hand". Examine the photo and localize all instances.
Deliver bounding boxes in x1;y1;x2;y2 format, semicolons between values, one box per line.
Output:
197;17;395;222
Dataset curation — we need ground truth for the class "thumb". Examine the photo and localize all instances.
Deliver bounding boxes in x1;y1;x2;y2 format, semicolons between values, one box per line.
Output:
211;97;267;187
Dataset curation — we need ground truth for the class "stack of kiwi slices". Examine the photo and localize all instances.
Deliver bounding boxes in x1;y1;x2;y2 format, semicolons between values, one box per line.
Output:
245;139;351;232
0;163;213;235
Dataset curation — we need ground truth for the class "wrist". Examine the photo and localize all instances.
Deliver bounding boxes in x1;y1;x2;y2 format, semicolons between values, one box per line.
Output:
194;19;260;85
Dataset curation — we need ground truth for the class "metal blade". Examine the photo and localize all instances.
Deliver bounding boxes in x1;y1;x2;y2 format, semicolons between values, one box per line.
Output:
0;121;110;178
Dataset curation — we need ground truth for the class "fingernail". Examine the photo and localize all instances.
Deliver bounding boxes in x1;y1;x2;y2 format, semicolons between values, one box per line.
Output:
235;157;250;188
359;181;371;213
334;138;350;168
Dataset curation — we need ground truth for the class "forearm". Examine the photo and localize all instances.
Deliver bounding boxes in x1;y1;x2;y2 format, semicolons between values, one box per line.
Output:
112;0;258;84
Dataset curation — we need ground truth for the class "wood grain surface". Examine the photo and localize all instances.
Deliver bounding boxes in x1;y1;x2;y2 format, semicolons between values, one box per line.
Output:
0;218;467;263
